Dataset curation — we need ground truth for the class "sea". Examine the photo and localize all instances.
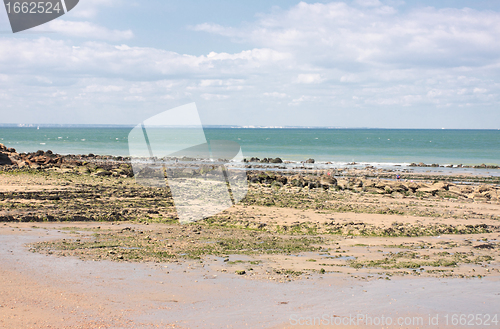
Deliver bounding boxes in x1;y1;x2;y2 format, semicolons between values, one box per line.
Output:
1;126;500;170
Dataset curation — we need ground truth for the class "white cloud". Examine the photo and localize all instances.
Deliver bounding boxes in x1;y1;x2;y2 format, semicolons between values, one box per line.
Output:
200;93;230;100
124;95;144;101
289;95;316;106
39;20;133;41
294;74;323;84
84;85;123;92
197;2;500;68
69;0;122;18
264;92;287;98
1;1;500;128
0;38;291;80
355;0;382;7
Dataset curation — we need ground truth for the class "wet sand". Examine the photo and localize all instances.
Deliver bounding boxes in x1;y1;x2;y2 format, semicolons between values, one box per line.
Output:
1;161;500;328
1;223;499;328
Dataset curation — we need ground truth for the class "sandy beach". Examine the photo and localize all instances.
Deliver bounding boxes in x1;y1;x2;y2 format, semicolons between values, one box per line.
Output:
1;151;499;328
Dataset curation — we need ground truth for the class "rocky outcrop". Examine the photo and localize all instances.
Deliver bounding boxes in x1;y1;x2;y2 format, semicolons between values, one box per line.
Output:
0;153;12;165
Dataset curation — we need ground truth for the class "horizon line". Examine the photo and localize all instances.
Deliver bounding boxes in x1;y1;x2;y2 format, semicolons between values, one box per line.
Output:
1;123;499;130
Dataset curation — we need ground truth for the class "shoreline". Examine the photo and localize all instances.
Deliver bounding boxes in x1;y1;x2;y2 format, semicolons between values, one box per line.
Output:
1;143;500;174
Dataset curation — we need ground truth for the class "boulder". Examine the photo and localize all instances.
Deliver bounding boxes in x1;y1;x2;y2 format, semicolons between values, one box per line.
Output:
289;175;305;188
320;175;337;186
477;185;492;193
336;179;348;190
93;170;112;177
17;161;28;168
305;158;315;164
431;182;449;190
270;157;283;164
306;179;321;189
275;175;288;185
29;162;41;169
347;178;363;189
386;182;408;193
0;143;6;151
418;186;440;194
364;187;386;194
457;185;474;194
362;179;376;188
0;153;12;165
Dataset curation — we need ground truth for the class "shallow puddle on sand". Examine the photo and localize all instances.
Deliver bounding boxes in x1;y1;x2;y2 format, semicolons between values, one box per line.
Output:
1;226;499;328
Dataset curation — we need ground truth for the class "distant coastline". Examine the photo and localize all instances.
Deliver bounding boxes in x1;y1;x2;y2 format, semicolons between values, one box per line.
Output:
1;123;499;130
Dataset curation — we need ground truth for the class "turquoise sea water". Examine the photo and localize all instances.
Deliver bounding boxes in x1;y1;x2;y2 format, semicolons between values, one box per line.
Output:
1;127;499;166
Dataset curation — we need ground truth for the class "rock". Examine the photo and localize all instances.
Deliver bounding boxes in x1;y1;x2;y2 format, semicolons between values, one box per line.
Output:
477;185;492;193
275;175;288;185
29;162;41;169
77;167;91;174
364;187;386;194
270;157;283;164
456;185;474;194
305;158;315;164
386;182;408;192
418;186;440;194
0;153;12;165
17;161;28;168
336;179;348;190
469;193;487;200
445;190;467;198
93;169;112;176
306;179;321;189
288;174;305;188
347;178;363;189
320;175;337;186
473;244;494;250
431;182;449;190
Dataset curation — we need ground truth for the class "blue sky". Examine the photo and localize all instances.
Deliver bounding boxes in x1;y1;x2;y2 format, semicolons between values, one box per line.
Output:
1;0;500;128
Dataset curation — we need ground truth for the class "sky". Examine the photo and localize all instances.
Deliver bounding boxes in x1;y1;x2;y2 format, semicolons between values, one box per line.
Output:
0;0;500;128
